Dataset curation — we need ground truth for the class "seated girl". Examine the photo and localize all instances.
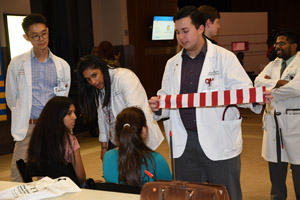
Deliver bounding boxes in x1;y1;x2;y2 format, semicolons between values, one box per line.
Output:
27;96;86;184
103;107;172;187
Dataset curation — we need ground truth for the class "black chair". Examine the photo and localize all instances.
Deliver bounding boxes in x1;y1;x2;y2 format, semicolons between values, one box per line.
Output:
16;159;81;187
85;178;141;194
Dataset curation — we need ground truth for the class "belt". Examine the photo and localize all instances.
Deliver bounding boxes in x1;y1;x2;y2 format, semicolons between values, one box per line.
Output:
29;119;38;124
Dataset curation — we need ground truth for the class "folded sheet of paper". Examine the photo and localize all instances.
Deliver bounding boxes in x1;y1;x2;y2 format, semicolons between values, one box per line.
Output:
157;86;266;109
0;176;81;200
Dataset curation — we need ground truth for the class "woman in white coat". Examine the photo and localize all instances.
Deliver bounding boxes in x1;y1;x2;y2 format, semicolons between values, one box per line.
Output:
77;55;164;159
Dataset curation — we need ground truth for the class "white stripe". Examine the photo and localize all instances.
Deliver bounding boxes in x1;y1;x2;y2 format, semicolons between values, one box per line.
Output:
206;91;212;106
160;95;165;108
243;88;250;104
256;87;263;102
194;93;200;107
230;89;237;104
170;95;177;108
218;91;224;106
182;94;189;108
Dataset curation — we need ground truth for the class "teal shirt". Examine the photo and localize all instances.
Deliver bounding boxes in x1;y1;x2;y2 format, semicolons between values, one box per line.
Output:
103;149;172;185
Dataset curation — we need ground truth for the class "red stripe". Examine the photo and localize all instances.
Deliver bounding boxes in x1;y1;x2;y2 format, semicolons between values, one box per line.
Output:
176;94;183;108
249;88;256;103
157;96;160;108
165;95;171;108
224;90;231;105
236;89;243;104
188;93;194;108
200;92;206;107
262;86;266;102
211;91;218;106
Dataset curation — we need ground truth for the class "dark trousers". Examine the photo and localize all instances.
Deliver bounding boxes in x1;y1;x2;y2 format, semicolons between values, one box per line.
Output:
174;130;242;200
269;162;300;200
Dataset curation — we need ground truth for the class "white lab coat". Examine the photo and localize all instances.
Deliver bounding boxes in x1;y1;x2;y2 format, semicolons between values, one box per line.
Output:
254;52;300;164
154;39;262;160
5;49;71;141
97;68;164;150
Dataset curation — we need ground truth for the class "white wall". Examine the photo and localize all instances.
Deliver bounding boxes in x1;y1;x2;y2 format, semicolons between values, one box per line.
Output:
91;0;129;46
214;12;269;74
0;0;31;47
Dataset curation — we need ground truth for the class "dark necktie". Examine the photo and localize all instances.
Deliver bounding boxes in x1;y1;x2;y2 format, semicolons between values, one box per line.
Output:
280;61;287;77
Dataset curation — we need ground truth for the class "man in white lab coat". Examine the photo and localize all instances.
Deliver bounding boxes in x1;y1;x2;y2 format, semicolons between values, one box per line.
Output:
255;31;300;200
149;6;263;200
5;14;70;182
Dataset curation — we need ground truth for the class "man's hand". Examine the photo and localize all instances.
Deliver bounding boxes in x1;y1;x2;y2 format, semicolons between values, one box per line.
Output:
264;74;289;88
262;90;273;104
149;96;160;112
274;80;289;88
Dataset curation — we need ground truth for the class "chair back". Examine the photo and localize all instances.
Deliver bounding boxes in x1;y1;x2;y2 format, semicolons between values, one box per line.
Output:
85;179;141;194
16;159;81;187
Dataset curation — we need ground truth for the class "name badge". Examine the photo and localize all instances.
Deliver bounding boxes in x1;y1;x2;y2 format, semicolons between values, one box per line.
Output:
54;86;66;96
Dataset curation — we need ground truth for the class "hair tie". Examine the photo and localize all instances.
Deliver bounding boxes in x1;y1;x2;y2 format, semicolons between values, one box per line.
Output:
123;123;130;128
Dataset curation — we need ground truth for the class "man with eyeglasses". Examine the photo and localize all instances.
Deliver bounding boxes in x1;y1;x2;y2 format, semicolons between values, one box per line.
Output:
5;13;70;182
255;31;300;200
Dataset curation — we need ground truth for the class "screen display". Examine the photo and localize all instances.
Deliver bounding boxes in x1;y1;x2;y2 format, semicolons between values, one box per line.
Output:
232;41;249;51
152;16;175;40
4;14;32;59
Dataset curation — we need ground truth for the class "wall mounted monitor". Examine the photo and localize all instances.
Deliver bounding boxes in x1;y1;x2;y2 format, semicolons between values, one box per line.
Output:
3;14;32;60
152;16;175;40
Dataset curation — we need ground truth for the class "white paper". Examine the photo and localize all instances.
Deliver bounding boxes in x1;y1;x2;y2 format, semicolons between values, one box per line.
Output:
0;176;81;200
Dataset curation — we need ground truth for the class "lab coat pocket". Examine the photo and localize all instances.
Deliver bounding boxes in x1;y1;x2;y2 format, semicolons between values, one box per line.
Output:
222;105;241;121
221;119;243;150
286;113;300;136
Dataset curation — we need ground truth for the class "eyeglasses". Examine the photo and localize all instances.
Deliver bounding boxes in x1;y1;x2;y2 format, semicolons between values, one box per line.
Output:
30;32;49;41
274;41;287;47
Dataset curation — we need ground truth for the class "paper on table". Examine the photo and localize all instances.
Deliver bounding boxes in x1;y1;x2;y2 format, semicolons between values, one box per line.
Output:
0;176;81;200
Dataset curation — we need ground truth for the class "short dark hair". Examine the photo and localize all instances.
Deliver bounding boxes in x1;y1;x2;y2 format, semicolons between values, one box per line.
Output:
98;41;116;60
198;5;220;24
173;6;205;29
276;31;300;51
22;13;47;34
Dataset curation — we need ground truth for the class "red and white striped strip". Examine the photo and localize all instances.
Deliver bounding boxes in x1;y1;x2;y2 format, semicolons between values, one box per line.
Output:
157;86;266;109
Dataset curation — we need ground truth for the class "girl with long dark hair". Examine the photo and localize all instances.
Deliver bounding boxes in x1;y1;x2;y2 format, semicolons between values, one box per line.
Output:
27;96;86;184
103;107;171;186
77;55;164;160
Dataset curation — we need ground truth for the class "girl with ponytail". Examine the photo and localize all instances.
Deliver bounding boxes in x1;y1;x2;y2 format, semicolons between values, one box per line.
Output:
102;107;171;187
